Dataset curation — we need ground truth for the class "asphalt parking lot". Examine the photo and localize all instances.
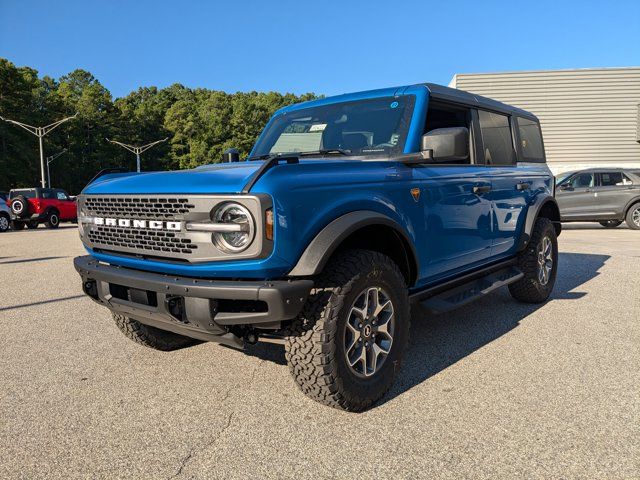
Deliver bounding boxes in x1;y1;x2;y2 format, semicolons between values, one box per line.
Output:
1;224;638;479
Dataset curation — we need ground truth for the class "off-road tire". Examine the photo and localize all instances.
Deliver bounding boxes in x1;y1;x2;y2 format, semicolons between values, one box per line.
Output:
285;249;410;412
599;220;622;228
509;217;558;303
0;214;9;232
625;203;640;230
10;196;29;218
45;212;60;229
10;221;25;231
26;220;39;229
113;313;199;351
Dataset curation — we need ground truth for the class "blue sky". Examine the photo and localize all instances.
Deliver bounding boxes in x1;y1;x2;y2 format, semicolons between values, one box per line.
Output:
1;0;639;99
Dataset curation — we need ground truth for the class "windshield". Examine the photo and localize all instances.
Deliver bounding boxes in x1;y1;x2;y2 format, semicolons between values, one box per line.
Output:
556;172;575;185
252;95;415;158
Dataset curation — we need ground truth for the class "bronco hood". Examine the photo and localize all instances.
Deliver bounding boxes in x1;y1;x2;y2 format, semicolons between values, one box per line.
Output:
83;162;263;195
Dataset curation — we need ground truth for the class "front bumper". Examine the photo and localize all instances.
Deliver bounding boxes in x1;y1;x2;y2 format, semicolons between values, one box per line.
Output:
74;255;313;347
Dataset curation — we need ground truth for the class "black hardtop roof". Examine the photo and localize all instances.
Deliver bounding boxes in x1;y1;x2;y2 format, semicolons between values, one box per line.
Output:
422;83;538;121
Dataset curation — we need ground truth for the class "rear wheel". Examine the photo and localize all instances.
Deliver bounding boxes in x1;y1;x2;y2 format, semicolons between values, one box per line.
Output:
10;221;25;231
626;203;640;230
45;212;60;229
113;313;199;351
509;217;558;303
599;220;622;228
285;249;410;412
26;220;39;229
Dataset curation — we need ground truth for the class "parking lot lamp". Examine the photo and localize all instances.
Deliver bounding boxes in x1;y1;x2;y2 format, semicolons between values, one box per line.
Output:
46;149;67;188
106;137;169;172
0;113;77;188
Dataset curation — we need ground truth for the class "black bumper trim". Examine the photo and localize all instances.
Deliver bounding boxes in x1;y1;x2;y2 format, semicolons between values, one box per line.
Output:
74;256;313;343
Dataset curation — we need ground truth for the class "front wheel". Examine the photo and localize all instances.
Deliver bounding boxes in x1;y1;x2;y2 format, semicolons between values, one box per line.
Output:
599;220;622;228
285;249;410;412
626;203;640;230
0;214;9;232
45;212;60;229
26;220;39;229
509;217;558;303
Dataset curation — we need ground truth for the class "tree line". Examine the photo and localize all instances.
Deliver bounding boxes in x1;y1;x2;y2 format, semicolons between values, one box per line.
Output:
0;58;317;193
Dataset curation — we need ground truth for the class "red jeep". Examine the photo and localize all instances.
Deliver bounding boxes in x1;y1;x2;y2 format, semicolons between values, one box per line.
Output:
8;187;77;230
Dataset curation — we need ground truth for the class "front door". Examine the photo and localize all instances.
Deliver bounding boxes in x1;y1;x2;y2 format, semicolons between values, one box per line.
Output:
410;100;493;282
555;172;597;220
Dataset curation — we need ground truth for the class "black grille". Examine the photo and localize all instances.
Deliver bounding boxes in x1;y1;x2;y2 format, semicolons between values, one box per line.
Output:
88;226;198;254
84;197;195;219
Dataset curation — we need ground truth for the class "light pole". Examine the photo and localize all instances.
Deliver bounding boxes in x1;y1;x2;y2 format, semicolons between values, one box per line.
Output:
0;113;77;188
106;137;168;172
46;149;67;188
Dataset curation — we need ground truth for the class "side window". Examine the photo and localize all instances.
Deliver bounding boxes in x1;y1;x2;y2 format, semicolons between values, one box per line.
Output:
516;117;545;162
424;102;472;164
600;172;632;187
569;173;595;188
478;110;515;166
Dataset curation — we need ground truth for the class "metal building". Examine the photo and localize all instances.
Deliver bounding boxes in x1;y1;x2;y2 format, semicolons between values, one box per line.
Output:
449;67;640;174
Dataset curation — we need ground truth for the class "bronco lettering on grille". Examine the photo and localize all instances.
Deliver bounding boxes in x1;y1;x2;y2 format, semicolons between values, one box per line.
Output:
90;217;182;231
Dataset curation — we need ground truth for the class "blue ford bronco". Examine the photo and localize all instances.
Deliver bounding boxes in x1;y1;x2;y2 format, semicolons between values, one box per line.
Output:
74;83;561;411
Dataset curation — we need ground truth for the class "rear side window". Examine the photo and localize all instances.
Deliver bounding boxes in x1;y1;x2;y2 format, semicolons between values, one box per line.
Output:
478;110;515;166
516;117;545;162
10;189;36;199
600;172;632;186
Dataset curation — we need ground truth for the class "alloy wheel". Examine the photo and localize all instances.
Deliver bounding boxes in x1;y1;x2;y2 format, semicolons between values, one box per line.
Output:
344;287;395;377
0;216;8;231
633;207;640;228
537;236;553;286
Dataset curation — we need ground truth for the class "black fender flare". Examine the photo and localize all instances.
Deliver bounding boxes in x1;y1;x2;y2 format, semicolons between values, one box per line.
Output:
517;195;561;251
288;210;419;279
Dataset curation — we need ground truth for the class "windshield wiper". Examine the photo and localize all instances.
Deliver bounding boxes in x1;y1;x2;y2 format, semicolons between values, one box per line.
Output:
297;149;351;157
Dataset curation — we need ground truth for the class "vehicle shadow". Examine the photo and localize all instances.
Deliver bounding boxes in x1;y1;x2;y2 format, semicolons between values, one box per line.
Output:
244;252;610;406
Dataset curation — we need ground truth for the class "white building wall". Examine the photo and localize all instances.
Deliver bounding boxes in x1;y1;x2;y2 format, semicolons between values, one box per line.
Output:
450;68;640;174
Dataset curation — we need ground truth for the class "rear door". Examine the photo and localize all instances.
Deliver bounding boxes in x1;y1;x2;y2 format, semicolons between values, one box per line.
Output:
475;110;530;258
592;172;634;218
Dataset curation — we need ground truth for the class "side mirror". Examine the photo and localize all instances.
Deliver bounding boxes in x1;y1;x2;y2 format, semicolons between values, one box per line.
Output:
222;148;240;163
558;183;573;191
421;127;469;162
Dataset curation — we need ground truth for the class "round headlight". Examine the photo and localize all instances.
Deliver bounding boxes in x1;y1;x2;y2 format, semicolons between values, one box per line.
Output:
211;203;255;253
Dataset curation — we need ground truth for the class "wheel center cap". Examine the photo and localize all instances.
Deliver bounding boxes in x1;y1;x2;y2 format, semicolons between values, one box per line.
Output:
363;324;372;337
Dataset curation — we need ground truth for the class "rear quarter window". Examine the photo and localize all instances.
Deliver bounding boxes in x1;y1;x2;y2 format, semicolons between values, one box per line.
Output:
10;189;36;199
516;117;545;162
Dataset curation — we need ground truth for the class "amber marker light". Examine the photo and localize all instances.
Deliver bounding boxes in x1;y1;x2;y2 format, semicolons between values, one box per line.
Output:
265;208;274;240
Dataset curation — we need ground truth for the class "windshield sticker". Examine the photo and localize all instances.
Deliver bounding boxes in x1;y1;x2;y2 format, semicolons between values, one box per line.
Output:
309;123;327;132
390;101;399;109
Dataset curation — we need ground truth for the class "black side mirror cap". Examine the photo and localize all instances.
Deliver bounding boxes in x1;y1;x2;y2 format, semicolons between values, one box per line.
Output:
421;127;469;162
222;148;240;163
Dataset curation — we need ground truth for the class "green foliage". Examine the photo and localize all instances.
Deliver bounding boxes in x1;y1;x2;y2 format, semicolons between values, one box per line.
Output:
0;58;318;193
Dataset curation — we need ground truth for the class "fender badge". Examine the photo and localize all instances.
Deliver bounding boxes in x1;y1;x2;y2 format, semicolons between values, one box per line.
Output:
410;188;421;202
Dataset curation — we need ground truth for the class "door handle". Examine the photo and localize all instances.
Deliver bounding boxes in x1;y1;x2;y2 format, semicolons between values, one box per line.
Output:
516;182;530;191
473;185;491;195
